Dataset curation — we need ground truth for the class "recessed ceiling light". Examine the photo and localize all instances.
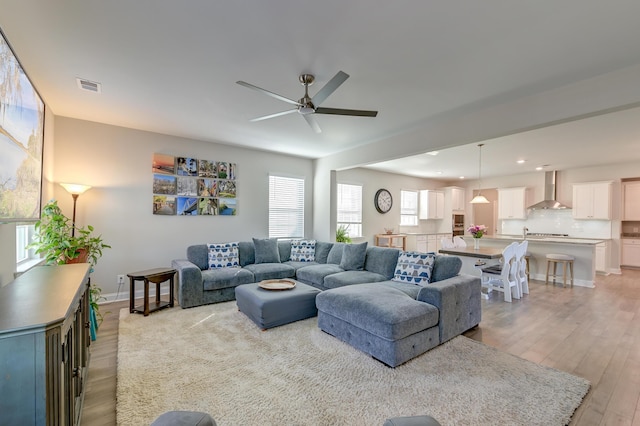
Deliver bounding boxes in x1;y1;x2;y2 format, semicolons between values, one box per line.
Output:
426;151;439;156
436;171;443;175
517;160;525;164
535;166;544;171
459;176;465;179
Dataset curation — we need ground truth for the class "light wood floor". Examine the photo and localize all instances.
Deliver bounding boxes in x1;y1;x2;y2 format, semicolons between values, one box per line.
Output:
81;270;640;425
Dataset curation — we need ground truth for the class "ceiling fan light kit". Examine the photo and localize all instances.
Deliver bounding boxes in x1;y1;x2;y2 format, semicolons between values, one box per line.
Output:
237;71;378;133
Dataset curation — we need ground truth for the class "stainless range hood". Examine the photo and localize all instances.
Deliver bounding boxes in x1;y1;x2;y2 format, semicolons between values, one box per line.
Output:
527;171;571;210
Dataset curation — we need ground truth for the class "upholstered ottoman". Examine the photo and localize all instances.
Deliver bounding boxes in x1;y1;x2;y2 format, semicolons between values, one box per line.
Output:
151;410;216;425
235;281;321;329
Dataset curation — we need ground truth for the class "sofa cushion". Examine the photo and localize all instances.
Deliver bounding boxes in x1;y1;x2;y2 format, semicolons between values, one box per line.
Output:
327;243;345;264
314;241;333;264
243;262;295;282
392;251;435;286
253;238;281;264
283;260;320;271
238;241;255;267
323;270;388;289
363;246;401;279
316;284;439;340
431;255;462;282
202;267;254;291
277;240;292;262
339;242;368;271
186;244;208;270
207;242;240;269
290;239;316;262
296;263;344;288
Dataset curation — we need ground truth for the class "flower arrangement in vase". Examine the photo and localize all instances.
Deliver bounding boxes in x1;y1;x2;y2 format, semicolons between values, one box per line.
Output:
467;224;487;249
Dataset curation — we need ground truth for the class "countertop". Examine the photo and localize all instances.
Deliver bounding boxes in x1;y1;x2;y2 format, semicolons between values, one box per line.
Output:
477;235;606;245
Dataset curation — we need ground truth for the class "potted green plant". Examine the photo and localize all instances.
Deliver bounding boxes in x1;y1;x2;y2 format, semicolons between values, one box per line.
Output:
30;200;110;266
336;224;352;243
29;200;111;329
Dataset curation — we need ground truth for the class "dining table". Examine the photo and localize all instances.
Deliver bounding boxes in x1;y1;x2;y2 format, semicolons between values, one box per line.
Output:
438;246;504;276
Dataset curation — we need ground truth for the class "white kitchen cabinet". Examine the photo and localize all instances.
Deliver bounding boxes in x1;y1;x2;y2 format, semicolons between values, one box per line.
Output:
449;187;465;212
419;190;444;220
595;242;607;273
622;181;640;220
572;181;612;220
416;235;428;252
621;239;640;267
497;187;527;219
427;235;438;253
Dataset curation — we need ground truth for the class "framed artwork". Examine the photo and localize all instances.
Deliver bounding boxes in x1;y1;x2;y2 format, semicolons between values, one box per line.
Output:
0;29;45;222
152;153;237;216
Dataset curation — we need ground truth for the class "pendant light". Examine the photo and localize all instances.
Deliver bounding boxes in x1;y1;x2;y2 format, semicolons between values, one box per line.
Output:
470;143;490;204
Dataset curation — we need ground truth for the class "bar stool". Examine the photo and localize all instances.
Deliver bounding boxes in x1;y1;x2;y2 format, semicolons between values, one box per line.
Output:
545;254;574;287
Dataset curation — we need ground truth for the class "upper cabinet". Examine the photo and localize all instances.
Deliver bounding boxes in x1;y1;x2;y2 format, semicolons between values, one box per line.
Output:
449;187;465;212
572;181;612;220
419;190;444;219
622;180;640;220
498;187;528;219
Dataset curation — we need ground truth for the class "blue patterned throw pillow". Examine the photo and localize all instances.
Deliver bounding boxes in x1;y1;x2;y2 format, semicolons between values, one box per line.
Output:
290;239;316;262
391;251;436;286
207;242;240;269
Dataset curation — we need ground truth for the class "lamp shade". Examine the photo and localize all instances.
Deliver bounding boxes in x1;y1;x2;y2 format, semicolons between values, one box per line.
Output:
60;183;91;195
470;194;490;204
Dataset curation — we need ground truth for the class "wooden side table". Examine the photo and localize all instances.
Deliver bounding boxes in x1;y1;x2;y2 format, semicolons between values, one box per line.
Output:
374;233;407;251
127;268;176;316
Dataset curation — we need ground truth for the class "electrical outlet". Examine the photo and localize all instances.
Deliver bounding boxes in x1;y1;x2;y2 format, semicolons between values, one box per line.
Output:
117;274;125;285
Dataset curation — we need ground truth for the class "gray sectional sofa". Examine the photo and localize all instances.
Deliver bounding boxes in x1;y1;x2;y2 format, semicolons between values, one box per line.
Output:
172;238;481;366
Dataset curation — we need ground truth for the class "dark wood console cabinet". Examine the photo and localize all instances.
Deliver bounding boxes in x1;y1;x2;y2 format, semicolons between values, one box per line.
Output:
0;264;91;426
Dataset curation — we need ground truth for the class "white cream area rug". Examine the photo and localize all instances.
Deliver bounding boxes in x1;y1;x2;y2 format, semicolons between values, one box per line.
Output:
116;302;589;426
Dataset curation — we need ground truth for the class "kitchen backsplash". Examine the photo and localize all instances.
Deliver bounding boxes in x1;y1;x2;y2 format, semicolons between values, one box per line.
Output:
500;210;613;239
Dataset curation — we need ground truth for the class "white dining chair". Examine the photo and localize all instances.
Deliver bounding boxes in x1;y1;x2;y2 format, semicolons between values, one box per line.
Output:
480;242;520;302
441;238;456;249
516;240;529;296
453;236;467;248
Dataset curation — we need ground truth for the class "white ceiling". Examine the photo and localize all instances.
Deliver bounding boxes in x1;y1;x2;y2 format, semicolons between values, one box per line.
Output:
2;1;640;178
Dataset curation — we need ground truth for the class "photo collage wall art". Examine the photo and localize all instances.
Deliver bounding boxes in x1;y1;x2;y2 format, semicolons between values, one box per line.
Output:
152;153;237;216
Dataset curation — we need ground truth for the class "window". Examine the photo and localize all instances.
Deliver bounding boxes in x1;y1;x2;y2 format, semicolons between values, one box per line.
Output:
16;224;35;263
269;175;304;238
400;190;419;226
337;183;362;238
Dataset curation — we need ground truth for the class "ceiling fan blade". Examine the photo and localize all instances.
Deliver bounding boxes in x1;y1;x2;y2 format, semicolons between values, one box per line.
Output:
236;81;301;107
250;109;298;122
303;114;322;133
315;107;378;117
311;71;349;106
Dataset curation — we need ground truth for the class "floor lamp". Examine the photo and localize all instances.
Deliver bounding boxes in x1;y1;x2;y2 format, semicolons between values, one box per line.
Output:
60;183;92;236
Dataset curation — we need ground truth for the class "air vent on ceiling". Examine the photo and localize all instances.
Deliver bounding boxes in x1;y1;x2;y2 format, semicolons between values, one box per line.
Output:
76;77;102;93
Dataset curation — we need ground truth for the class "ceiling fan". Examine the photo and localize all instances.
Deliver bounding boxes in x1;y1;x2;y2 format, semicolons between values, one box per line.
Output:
236;71;378;133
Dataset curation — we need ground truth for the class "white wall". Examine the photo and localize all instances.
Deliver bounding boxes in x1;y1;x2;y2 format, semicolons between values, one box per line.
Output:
51;117;313;299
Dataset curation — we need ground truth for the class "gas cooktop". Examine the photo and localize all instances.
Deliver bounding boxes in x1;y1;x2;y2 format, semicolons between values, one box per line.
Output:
526;233;569;237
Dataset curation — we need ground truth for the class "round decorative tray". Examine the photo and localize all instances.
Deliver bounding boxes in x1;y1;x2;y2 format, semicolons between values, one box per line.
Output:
258;279;297;291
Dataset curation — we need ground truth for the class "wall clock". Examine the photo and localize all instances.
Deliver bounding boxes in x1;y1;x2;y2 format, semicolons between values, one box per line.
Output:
374;188;393;214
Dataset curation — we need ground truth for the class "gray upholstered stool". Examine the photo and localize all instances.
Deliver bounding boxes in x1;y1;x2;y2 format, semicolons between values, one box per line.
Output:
384;415;442;426
545;253;574;287
151;411;216;426
235;281;321;329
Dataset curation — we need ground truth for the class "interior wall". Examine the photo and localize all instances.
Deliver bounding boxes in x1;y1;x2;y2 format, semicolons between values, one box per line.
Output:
52;117;314;299
336;168;444;244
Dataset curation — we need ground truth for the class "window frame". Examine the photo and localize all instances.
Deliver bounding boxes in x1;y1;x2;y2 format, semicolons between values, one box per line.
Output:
268;174;305;239
400;189;419;227
337;182;363;238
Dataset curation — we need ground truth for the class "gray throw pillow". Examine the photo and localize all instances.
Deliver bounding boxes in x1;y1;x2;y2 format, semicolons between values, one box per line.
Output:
339;242;368;271
252;238;281;264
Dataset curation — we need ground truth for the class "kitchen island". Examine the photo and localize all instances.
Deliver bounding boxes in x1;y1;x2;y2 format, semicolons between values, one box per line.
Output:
456;235;604;288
